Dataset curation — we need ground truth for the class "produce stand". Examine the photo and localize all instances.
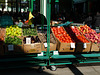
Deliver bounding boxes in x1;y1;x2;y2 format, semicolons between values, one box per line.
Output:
46;0;100;70
0;0;51;72
0;0;100;72
48;23;100;70
49;23;100;70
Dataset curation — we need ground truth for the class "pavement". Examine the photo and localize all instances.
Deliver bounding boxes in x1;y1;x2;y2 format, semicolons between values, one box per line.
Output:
0;63;100;75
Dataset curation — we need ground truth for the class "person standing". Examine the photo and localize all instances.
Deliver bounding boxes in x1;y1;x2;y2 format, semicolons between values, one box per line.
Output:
84;13;93;28
93;11;100;29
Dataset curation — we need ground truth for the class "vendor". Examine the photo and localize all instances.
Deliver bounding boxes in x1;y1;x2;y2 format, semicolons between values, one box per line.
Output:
93;11;100;29
32;10;47;26
84;13;93;28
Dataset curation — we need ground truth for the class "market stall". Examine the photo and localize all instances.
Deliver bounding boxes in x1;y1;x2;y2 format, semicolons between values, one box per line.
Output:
0;0;100;72
0;0;51;72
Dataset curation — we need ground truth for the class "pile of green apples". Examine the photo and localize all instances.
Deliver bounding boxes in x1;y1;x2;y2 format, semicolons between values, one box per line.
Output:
6;25;22;36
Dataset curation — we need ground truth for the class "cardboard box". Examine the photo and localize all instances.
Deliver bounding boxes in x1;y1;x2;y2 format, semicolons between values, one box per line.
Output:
42;43;57;51
0;45;4;55
5;45;23;53
76;43;91;52
51;26;75;52
5;45;24;54
50;43;57;51
91;43;100;52
56;41;75;52
38;33;57;51
23;43;41;53
14;45;24;53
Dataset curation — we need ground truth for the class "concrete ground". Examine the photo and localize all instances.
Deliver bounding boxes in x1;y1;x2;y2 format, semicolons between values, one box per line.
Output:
0;64;100;75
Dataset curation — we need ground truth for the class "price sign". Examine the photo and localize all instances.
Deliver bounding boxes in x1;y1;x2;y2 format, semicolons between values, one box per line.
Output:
58;26;60;28
38;52;43;56
24;19;26;22
8;45;14;51
26;37;31;44
71;26;75;29
44;43;48;48
55;21;58;24
53;51;59;55
83;43;87;48
71;43;75;48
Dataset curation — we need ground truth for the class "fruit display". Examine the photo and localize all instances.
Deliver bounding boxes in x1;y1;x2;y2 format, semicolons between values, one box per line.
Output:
78;25;96;34
68;26;81;36
0;28;5;42
6;25;22;36
5;36;22;45
78;25;100;43
64;26;89;43
23;28;37;36
76;35;89;43
51;26;74;43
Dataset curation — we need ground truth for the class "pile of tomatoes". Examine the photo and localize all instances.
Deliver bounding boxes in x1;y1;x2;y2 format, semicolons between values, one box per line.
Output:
52;26;89;43
64;26;89;43
52;27;74;43
76;35;89;43
0;28;5;42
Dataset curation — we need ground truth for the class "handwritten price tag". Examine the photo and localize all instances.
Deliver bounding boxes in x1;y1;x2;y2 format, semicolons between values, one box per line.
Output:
38;52;43;56
8;45;14;51
44;43;48;48
53;51;59;55
58;26;60;28
71;43;75;48
71;26;75;29
83;43;87;48
26;37;31;44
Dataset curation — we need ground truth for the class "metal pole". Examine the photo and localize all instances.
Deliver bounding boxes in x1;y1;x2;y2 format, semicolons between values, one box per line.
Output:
40;0;47;18
30;0;34;12
40;0;47;32
40;0;44;32
44;0;47;18
29;0;34;12
47;0;51;57
40;0;44;15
